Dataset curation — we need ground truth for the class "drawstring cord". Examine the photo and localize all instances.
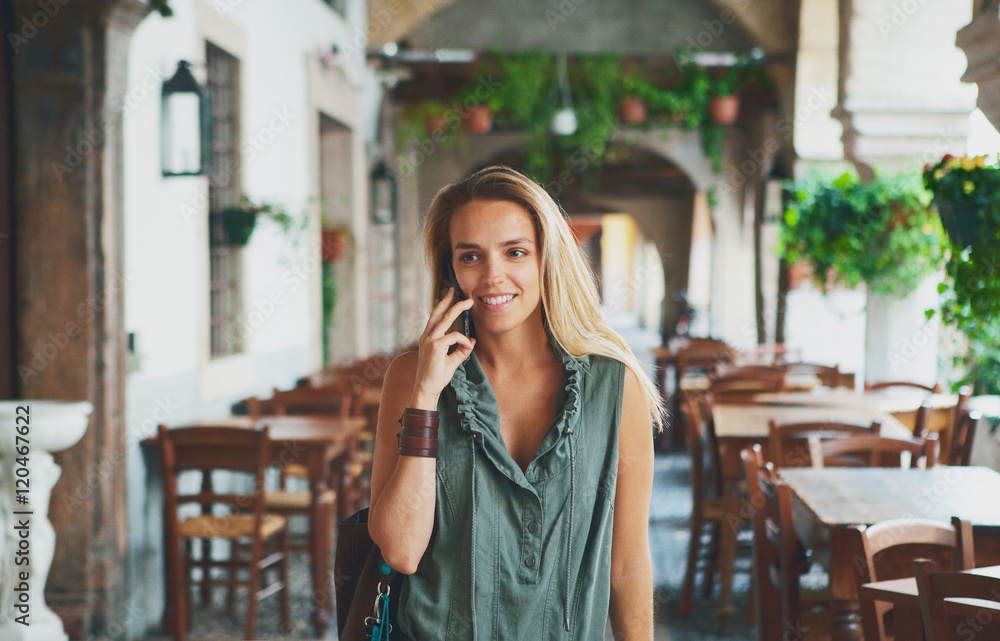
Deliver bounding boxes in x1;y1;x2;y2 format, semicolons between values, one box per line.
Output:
564;426;576;632
468;432;480;641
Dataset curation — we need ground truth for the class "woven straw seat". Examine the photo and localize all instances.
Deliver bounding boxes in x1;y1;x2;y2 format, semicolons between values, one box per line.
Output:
178;513;286;540
282;463;309;478
265;488;336;510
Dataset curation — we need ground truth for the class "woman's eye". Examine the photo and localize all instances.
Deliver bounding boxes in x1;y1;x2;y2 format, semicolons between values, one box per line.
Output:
459;253;478;263
509;249;527;258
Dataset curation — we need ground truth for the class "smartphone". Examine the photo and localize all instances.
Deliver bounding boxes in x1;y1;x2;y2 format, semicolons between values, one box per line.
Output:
443;258;474;339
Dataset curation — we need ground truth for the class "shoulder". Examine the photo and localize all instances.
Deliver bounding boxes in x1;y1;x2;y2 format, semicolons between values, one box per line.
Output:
382;352;419;396
620;365;652;433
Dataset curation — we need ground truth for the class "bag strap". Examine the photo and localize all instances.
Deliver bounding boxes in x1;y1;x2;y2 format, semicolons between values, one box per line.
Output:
365;558;398;641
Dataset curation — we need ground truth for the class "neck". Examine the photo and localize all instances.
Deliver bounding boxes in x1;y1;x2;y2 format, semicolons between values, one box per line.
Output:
473;312;560;373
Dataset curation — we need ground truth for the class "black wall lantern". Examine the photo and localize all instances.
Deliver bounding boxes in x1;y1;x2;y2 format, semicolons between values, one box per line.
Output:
161;60;210;177
370;160;398;224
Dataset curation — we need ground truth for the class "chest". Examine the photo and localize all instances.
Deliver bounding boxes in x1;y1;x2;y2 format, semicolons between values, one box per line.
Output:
491;372;563;473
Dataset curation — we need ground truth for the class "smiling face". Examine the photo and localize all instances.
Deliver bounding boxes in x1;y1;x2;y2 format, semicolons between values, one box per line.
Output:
449;199;544;337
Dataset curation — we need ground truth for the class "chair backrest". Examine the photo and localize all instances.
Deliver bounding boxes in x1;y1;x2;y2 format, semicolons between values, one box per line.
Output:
767;420;876;468
250;383;354;418
157;424;271;528
680;391;724;505
865;380;942;394
849;517;974;641
808;433;939;469
785;362;843;388
914;558;1000;641
737;343;802;366
709;365;788;403
742;444;802;641
676;341;736;376
949;408;980;467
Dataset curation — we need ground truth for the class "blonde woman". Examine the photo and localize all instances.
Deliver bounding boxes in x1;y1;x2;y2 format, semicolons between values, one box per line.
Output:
368;166;662;640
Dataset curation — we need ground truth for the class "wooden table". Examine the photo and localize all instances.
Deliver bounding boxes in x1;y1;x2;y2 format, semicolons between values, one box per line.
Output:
779;466;1000;641
152;414;368;637
858;564;1000;641
712;404;912;485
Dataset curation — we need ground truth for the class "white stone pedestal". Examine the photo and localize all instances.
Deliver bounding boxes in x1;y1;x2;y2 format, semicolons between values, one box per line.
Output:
0;401;92;641
864;277;941;387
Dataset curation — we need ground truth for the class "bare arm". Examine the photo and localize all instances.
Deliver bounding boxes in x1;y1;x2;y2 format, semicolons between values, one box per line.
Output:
368;289;475;574
608;367;655;640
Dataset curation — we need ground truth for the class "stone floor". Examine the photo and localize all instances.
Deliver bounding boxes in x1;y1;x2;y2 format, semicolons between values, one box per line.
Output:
141;447;757;641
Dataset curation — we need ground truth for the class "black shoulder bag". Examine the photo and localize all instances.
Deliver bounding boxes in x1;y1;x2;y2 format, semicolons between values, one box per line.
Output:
335;507;404;641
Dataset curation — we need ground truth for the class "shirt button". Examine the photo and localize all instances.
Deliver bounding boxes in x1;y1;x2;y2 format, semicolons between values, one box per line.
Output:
524;554;535;567
527;521;538;533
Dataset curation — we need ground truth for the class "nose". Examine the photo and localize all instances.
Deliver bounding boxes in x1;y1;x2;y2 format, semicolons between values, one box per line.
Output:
484;256;505;286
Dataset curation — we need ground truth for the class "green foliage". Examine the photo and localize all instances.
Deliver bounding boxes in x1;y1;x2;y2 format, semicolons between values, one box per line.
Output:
780;171;945;296
151;0;173;17
925;154;1000;394
322;261;337;365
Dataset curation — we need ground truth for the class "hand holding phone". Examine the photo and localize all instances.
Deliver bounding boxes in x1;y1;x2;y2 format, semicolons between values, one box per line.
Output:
444;259;474;339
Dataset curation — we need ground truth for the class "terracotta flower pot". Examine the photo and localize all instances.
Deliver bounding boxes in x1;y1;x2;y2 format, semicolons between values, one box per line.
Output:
423;114;448;136
788;261;813;290
619;96;647;125
709;95;740;125
321;229;348;263
462;105;494;134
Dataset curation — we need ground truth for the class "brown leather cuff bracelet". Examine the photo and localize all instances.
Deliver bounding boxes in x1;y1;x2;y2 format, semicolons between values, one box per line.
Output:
399;408;440;430
399;426;438;440
397;432;438;457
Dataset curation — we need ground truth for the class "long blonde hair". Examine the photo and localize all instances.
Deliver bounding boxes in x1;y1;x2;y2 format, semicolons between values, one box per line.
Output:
422;165;665;429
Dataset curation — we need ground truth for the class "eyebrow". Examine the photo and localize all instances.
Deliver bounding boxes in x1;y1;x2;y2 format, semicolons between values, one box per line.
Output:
454;237;534;250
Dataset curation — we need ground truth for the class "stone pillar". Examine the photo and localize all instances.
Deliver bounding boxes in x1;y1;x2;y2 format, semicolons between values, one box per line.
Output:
11;0;147;636
835;0;975;384
957;1;1000;132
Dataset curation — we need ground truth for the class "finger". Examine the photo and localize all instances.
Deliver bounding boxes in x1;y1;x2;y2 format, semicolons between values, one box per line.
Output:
422;288;456;335
431;298;475;337
445;336;476;366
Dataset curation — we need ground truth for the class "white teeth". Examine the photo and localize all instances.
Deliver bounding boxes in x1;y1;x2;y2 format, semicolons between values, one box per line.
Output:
482;294;514;306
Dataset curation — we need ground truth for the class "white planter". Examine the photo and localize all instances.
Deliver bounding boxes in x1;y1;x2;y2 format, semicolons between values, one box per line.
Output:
0;401;92;641
864;276;941;386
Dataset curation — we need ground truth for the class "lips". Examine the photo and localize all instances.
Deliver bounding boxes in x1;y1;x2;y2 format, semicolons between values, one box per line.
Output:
479;293;516;311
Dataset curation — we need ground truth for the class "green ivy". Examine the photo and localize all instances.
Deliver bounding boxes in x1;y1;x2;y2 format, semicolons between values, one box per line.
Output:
780;171;945;297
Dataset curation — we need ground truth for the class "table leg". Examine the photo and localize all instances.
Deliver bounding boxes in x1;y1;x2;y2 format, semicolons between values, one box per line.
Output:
829;528;863;641
309;455;333;638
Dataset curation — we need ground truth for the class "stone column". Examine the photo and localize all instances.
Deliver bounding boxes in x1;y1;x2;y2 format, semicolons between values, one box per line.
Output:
834;0;975;384
957;1;1000;132
11;0;148;636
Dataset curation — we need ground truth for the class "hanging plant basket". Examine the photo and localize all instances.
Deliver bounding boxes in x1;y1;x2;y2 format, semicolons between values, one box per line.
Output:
934;199;980;250
709;95;740;125
221;207;258;247
321;229;348;263
462;105;494;134
618;96;648;125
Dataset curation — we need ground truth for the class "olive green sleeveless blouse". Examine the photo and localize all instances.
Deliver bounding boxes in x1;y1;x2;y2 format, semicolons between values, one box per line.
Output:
396;345;625;640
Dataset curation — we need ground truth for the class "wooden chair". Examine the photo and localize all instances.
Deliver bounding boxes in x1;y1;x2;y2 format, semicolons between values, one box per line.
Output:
678;391;744;620
808;433;940;469
737;343;802;366
709;365;788;404
742;444;828;641
339;383;381;513
248;385;354;551
669;341;737;445
865;380;943;394
785;362;846;388
848;517;974;641
949;408;981;466
914;558;1000;641
767;419;876;468
158;425;289;641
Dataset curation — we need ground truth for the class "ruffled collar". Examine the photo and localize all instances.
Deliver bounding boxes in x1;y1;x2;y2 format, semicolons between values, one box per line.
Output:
448;333;587;486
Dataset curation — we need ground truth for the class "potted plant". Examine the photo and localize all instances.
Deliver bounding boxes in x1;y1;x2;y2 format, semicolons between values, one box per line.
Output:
417;100;451;137
220;197;290;247
779;171;945;296
321;224;351;263
462;104;494;134
923;154;1000;249
708;65;742;125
